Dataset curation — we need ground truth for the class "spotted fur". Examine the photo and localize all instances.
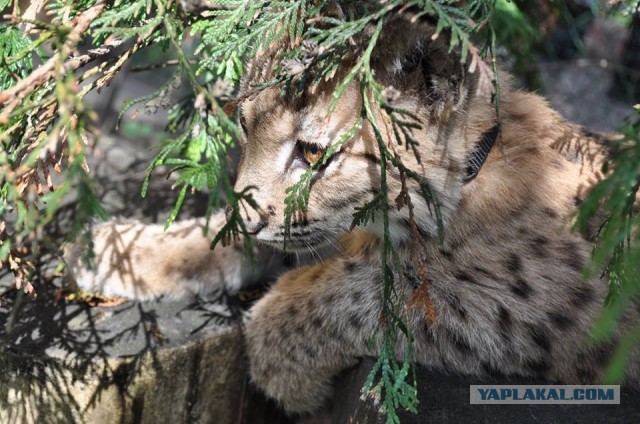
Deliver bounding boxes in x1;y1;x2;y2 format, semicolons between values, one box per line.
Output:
67;14;640;415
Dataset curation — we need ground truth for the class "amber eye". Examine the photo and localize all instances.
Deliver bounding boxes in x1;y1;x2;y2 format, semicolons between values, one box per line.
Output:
239;113;248;134
299;142;326;165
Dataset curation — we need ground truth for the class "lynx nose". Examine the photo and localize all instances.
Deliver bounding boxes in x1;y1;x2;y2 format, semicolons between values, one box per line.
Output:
245;219;268;235
225;204;268;235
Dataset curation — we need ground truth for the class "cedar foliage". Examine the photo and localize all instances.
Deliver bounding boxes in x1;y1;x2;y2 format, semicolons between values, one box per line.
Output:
0;0;639;421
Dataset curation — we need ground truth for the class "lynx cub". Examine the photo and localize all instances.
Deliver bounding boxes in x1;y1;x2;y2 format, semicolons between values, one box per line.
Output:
67;15;640;413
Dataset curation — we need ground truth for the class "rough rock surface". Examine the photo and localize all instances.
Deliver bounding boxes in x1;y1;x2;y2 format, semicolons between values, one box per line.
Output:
333;359;640;424
0;289;255;423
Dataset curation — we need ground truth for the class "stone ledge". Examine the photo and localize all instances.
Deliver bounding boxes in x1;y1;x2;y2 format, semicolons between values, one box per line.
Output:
332;358;640;424
0;290;270;424
5;290;640;424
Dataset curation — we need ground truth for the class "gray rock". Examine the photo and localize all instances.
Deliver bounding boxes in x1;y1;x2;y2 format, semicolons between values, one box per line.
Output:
0;290;251;424
332;359;640;424
104;144;139;173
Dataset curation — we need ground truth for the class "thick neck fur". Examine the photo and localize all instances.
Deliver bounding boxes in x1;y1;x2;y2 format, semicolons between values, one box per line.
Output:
452;89;605;241
383;76;608;266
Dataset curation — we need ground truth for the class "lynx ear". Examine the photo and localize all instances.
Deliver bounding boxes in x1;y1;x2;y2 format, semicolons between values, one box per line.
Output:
372;15;476;115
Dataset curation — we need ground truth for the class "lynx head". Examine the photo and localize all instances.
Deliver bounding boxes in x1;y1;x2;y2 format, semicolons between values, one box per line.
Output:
233;14;492;251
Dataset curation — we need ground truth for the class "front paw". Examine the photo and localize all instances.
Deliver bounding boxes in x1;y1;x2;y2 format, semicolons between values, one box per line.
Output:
64;218;227;301
245;309;334;413
63;219;177;301
64;217;281;301
244;287;356;414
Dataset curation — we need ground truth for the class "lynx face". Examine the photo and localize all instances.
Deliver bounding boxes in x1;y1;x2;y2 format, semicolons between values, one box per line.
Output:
234;83;374;250
232;17;485;251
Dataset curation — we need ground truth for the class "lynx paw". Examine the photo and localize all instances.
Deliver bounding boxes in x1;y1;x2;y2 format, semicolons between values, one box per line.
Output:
64;217;270;301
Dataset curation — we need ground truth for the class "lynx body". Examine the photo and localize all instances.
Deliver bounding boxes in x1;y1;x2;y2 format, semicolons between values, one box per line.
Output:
67;15;640;414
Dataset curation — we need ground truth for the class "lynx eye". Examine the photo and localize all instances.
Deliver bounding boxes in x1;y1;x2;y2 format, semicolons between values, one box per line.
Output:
239;113;248;134
299;141;326;165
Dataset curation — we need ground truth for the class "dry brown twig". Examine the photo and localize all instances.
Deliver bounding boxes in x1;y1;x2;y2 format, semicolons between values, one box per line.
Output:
20;0;47;34
380;103;438;323
0;2;107;120
130;59;186;72
178;0;251;15
467;44;496;98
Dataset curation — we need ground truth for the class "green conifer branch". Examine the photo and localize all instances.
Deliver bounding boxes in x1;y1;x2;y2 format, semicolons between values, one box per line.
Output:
2;0;640;420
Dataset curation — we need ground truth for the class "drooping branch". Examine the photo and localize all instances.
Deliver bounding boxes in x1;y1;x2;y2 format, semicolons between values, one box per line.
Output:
0;2;106;118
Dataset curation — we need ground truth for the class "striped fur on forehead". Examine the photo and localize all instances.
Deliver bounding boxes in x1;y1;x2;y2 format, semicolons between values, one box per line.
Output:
238;56;358;137
237;13;478;131
238;46;281;96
